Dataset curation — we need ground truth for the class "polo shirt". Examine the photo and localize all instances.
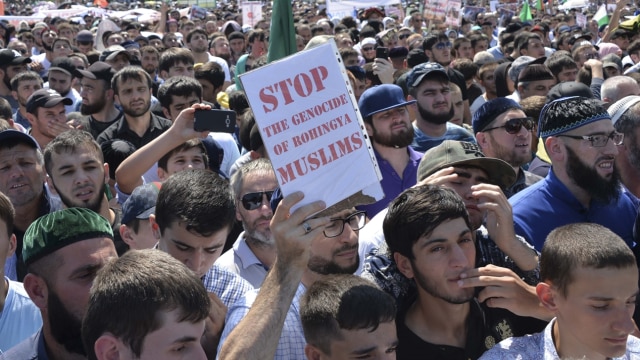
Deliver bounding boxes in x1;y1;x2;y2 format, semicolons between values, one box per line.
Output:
510;169;637;251
214;233;269;289
96;113;172;150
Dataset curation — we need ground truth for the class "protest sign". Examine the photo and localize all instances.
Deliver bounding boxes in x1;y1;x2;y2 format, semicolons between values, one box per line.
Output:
240;40;384;216
576;13;587;28
445;0;462;27
242;2;262;27
425;0;446;21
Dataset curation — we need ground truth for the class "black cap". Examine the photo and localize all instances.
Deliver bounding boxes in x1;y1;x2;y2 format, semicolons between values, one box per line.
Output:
0;129;40;149
0;49;32;66
26;89;73;114
407;62;449;88
49;58;77;77
74;61;115;83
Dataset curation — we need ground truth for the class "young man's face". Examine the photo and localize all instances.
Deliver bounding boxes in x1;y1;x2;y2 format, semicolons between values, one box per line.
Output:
106;53;130;72
47;145;108;213
368;106;413;148
164;93;199;121
313;321;398;360
48;70;73;97
188;32;208;53
12;79;42;107
229;38;245;54
426;40;452;66
549;265;638;359
115;78;152;117
308;209;360;276
126;309;207;360
456;41;473;60
155;220;228;278
120;219;156;250
141;51;159;75
165;61;195;79
522;38;545;58
158;147;207;181
30;103;67;139
519;79;556;100
411;79;453;125
449;90;464;127
0;216;16;275
473;39;489;54
80;77;109;115
478;109;532;168
398;217;475;304
557;66;578;82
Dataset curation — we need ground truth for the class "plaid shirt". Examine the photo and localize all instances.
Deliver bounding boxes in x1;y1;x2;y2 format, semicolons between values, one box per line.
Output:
203;264;253;307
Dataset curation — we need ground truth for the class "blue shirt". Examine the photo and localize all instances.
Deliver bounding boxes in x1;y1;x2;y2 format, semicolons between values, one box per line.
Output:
0;328;48;360
202;264;252;307
410;122;476;153
479;318;640;359
215;233;269;289
510;169;637;251
357;147;423;218
0;279;42;353
217;283;307;359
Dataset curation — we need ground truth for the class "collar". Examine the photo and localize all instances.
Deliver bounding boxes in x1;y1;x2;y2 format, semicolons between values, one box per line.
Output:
233;232;268;270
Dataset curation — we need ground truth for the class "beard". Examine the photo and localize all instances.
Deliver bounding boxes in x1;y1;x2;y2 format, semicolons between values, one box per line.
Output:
626;134;640;171
216;52;231;62
488;134;532;167
371;122;414;148
81;96;107;115
121;98;151;117
243;218;274;247
55;182;105;213
410;260;475;304
565;145;621;203
48;290;86;356
43;41;53;52
142;64;156;75
3;73;10;90
417;101;454;125
307;243;359;275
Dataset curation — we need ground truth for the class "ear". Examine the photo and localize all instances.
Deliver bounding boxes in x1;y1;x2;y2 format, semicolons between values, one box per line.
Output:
46;175;58;196
517;83;525;94
148;214;161;240
160;70;168;80
545;136;565;162
161;107;171;120
11;90;18;102
114;94;121;107
304;344;324;360
235;201;243;222
424;49;433;59
103;163;110;184
25;112;36;127
6;233;16;258
23;273;49;309
364;122;374;137
119;224;136;248
157;166;168;181
94;334;124;360
475;131;489;150
394;252;414;279
536;282;559;312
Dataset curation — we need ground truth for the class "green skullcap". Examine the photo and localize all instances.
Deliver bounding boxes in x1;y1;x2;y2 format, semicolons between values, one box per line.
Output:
23;208;114;266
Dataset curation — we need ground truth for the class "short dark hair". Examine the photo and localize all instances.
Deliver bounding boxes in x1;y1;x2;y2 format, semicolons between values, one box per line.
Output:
422;32;448;51
159;47;194;74
112;66;152;95
384;185;471;259
194;62;225;89
155;169;234;236
82;249;211;360
545;54;578;79
43;130;103;177
157;138;209;172
628;39;640;56
186;27;207;43
0;191;15;237
157;76;202;110
515;32;541;54
10;70;43;92
541;223;636;297
301;274;396;355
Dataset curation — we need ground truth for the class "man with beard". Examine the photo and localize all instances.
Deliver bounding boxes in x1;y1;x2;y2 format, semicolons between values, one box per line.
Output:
356;84;422;218
25;89;74;150
209;33;232;66
215;159;278;288
218;191;365;359
97;67;172;155
47;58;81;114
474;98;542;197
43;130;126;255
10;71;42;131
510;97;636;251
31;29;57;79
187;29;232;89
609;96;640;197
383;185;546;359
407;62;475;153
0;208;117;360
74;62;122;139
140;46;161;92
0;49;31;113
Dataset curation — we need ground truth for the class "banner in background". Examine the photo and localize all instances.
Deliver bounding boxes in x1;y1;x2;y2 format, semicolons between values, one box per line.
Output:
242;2;262;27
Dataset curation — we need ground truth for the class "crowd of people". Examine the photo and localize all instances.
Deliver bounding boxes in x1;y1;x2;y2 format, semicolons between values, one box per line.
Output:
2;0;640;359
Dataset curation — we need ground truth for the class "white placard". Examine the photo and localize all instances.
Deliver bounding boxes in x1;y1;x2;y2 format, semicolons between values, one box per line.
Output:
239;40;384;215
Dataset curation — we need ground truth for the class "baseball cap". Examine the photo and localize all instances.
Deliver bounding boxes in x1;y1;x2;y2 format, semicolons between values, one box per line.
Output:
49;58;77;77
23;208;114;266
417;140;516;190
121;182;162;224
74;61;115;83
0;129;40;149
508;56;535;83
99;45;131;62
407;62;449;88
0;49;32;66
546;81;594;102
358;84;416;118
76;29;93;42
26;89;73;114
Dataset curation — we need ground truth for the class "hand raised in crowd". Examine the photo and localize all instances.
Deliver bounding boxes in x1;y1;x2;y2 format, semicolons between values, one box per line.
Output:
416;166;459;187
457;264;552;321
372;57;394;85
29;61;43;73
171;102;211;140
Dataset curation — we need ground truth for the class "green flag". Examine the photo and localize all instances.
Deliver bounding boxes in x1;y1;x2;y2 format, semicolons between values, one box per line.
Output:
594;4;609;27
267;0;297;63
519;1;532;21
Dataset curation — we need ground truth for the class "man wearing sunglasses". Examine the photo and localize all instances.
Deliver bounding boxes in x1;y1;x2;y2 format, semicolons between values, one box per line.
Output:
219;191;367;359
216;158;278;288
474;98;542;198
510;97;637;251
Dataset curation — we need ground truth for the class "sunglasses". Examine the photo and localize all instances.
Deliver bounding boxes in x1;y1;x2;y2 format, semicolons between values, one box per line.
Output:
434;41;452;50
241;190;275;210
362;46;375;51
483;117;535;134
399;33;411;40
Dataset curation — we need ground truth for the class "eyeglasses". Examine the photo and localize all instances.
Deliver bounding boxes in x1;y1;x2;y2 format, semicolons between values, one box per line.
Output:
399;33;411;40
557;131;624;147
583;52;599;60
483;117;535;134
323;211;367;238
433;41;452;50
14;48;27;54
240;190;275;210
362;46;375;51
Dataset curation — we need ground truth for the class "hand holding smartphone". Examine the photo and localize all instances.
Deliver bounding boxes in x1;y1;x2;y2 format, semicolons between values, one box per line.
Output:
376;47;389;59
193;109;236;133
